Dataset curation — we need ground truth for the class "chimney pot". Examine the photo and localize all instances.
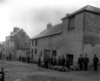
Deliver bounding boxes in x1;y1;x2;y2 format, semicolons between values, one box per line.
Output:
47;23;52;29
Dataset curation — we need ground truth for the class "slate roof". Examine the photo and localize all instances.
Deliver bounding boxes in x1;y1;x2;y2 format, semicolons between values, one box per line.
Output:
62;5;100;20
32;5;100;40
10;29;22;36
32;23;62;39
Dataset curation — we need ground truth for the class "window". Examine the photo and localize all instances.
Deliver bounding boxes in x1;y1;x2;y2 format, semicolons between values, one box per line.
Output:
31;40;32;46
68;15;75;30
35;49;37;54
40;51;42;56
31;49;33;54
32;40;34;46
35;40;37;46
91;39;96;46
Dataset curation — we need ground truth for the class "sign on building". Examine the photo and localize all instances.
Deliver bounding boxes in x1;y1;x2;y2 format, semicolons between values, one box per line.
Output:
84;12;100;45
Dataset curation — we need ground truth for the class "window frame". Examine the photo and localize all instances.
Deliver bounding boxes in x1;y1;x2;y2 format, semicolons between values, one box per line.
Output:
68;15;75;30
35;48;37;54
31;49;33;54
35;39;37;46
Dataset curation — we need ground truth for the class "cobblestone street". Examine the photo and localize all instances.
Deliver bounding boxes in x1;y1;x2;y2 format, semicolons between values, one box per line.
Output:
0;60;99;81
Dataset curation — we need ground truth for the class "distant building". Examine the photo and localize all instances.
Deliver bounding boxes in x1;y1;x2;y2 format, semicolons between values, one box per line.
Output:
31;5;100;65
0;43;3;59
1;42;6;59
5;27;30;60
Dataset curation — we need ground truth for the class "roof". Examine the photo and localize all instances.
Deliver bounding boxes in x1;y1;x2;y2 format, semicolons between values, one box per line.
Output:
32;23;62;39
62;5;100;20
10;29;22;36
10;29;30;40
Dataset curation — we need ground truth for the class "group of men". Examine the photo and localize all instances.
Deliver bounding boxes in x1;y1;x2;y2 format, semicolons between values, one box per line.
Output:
19;56;30;63
38;54;99;71
6;53;12;61
38;55;72;70
78;54;99;71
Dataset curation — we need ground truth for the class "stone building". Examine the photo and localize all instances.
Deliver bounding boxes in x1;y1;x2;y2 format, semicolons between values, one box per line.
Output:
0;43;3;59
31;5;100;65
5;27;30;60
1;42;6;59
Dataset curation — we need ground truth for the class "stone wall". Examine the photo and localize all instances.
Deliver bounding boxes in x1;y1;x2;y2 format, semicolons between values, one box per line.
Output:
83;12;100;65
31;12;84;64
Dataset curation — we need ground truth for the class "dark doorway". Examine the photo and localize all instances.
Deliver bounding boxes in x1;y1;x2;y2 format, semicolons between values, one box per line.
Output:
44;50;50;61
52;50;57;57
66;54;73;65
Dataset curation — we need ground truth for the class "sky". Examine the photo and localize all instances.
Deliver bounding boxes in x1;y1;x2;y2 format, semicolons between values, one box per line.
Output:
0;0;100;42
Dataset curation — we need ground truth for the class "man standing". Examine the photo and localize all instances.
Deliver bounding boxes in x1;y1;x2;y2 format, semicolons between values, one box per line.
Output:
44;58;48;68
49;56;53;65
93;55;99;71
61;55;65;67
84;54;89;71
58;56;61;66
38;55;41;67
53;56;57;65
66;57;70;70
78;55;84;70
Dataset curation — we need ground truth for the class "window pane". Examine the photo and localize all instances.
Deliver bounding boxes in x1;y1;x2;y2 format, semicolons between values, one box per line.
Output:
35;49;37;54
35;40;37;46
68;16;75;30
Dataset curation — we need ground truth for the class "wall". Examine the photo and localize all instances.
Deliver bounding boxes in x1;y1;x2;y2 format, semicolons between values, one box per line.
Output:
31;12;84;64
83;12;100;65
16;50;29;59
31;34;63;62
6;29;30;60
61;12;84;64
18;32;30;50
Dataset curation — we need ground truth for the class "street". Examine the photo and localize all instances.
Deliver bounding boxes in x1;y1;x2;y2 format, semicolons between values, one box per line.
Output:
0;60;99;81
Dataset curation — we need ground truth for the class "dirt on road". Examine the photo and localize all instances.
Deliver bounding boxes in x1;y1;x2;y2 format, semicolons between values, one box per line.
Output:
0;60;99;81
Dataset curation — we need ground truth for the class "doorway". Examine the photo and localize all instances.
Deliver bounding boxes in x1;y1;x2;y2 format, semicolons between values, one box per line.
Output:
66;54;74;65
52;50;57;57
44;50;50;61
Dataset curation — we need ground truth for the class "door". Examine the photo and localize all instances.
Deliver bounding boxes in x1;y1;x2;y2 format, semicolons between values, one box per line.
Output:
66;54;73;65
44;50;50;61
52;50;57;57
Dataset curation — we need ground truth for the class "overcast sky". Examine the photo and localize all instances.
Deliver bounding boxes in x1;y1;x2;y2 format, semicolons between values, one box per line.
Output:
0;0;100;42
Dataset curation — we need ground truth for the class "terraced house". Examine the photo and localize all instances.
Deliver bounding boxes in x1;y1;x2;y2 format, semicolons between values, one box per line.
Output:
31;5;100;65
5;27;30;60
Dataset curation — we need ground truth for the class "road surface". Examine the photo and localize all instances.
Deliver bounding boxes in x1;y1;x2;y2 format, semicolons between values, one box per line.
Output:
0;60;99;81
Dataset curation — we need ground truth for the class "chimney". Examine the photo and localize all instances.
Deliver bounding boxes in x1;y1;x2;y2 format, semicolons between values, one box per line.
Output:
47;23;52;29
13;27;20;33
66;13;70;17
61;13;70;22
10;32;13;35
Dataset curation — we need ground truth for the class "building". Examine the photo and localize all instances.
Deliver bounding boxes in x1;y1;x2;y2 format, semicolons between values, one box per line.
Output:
1;42;6;59
31;5;100;65
5;27;30;60
0;43;3;59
